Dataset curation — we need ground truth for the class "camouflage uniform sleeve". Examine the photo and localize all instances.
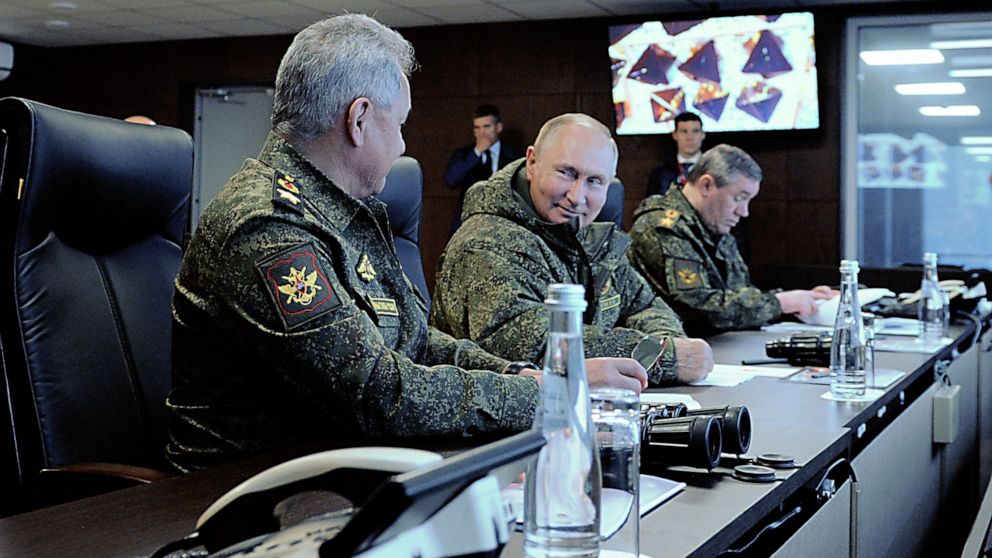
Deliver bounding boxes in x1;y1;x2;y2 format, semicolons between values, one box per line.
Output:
432;243;662;375
630;225;781;331
612;256;684;385
220;219;538;437
422;326;515;373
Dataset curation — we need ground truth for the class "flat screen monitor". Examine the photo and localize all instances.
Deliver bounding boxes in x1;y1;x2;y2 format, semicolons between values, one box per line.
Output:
609;12;819;135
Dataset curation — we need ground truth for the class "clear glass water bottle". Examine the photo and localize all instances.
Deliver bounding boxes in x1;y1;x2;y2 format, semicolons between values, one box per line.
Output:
830;260;867;398
918;252;945;343
524;284;601;558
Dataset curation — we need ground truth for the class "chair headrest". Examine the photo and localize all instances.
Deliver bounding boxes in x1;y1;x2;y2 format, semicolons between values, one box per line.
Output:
0;97;193;254
596;177;625;228
376;156;423;243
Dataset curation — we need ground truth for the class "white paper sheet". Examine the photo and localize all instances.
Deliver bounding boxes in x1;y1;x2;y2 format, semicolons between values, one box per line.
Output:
640;392;701;410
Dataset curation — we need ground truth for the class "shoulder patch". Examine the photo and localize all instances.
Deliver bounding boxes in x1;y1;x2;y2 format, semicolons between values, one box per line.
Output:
673;258;703;289
659;208;680;229
272;170;303;215
257;243;340;330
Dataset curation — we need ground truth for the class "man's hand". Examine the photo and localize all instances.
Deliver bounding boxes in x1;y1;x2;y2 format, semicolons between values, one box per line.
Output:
586;357;648;393
474;136;495;154
776;288;837;317
672;338;713;383
519;358;648;393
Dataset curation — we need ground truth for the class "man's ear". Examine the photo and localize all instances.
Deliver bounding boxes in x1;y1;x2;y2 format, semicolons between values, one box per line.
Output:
495;122;503;135
697;173;716;196
524;146;537;181
346;97;372;147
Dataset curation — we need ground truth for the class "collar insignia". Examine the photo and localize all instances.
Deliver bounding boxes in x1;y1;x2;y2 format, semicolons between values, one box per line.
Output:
357;253;377;282
272;170;303;215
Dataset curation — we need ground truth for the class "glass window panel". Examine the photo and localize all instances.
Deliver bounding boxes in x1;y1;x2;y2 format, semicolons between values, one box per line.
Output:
844;14;992;269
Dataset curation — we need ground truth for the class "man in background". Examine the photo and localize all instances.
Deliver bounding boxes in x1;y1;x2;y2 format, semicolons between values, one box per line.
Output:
630;144;834;337
444;104;522;232
166;15;646;472
432;113;713;386
646;111;705;197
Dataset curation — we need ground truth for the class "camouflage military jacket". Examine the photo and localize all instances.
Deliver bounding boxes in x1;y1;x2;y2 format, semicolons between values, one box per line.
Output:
430;160;685;386
166;133;537;472
628;187;781;337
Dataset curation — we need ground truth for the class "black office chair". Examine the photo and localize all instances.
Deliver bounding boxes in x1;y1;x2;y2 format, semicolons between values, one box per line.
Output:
0;98;193;512
596;177;625;228
376;156;431;308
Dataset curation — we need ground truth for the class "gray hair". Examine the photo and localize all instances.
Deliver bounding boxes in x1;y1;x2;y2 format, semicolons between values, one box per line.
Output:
533;113;619;172
688;144;762;187
272;14;416;143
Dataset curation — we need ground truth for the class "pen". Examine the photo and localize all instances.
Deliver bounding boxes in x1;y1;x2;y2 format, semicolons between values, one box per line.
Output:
740;358;789;366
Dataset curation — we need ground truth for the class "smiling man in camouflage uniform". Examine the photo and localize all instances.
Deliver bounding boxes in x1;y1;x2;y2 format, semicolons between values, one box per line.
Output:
431;113;713;386
166;17;647;473
629;144;834;337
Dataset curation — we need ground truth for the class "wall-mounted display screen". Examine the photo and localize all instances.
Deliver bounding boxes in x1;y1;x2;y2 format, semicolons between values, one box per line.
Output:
609;12;820;134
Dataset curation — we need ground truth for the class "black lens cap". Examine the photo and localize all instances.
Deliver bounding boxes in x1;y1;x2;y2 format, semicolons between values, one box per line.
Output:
756;453;795;468
733;464;777;483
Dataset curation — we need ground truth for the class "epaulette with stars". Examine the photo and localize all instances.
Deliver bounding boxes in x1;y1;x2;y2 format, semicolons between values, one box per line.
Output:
272;170;304;215
658;208;680;229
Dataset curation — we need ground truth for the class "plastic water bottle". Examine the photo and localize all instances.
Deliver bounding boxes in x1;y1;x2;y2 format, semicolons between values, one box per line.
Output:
524;284;601;557
918;252;945;343
830;260;867;398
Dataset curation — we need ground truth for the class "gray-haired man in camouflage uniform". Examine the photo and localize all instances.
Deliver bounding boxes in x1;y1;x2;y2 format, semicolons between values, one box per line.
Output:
166;16;647;472
431;113;713;386
629;144;834;337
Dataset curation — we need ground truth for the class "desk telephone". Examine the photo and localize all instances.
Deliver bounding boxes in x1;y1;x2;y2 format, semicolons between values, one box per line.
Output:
152;431;545;558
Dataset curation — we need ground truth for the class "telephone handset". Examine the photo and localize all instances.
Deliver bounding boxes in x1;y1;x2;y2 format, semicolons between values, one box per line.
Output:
196;447;443;553
154;430;545;558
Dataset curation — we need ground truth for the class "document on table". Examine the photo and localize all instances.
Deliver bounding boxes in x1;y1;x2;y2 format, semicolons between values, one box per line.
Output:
640;392;701;410
688;363;797;387
507;474;687;535
762;322;833;334
875;317;921;336
875;336;952;353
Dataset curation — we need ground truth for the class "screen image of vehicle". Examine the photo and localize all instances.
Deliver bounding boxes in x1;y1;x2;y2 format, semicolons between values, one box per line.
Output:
610;12;819;134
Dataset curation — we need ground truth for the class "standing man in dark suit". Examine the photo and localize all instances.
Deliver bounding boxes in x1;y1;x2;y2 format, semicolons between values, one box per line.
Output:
646;112;706;197
444;104;522;232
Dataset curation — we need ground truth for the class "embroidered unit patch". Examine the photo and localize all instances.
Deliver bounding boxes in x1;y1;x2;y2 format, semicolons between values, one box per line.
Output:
674;259;703;289
257;243;339;329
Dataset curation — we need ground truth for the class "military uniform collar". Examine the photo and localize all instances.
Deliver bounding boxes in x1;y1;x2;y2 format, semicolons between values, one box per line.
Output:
666;186;727;248
257;132;377;229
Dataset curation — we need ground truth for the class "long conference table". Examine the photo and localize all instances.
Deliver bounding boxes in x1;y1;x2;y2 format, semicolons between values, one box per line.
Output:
1;319;990;558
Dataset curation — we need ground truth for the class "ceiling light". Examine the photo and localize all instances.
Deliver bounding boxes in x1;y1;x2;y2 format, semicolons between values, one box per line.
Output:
860;49;944;66
949;68;992;78
49;2;78;10
965;147;992;155
962;137;992;145
43;19;70;29
930;39;992;50
919;105;981;117
976;155;992;162
895;82;965;95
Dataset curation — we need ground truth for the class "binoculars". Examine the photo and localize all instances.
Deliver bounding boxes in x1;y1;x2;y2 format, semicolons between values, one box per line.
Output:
765;332;832;367
641;405;752;470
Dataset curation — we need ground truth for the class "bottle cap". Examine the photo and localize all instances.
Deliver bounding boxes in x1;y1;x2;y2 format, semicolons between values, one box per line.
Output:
545;283;587;311
839;259;860;273
923;252;938;266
